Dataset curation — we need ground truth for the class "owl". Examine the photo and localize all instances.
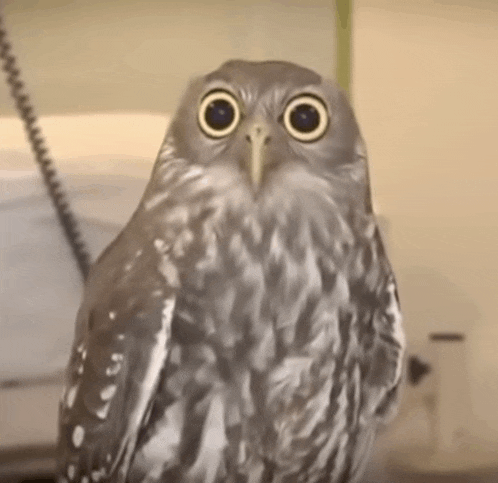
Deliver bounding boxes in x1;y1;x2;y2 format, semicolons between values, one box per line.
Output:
57;60;405;483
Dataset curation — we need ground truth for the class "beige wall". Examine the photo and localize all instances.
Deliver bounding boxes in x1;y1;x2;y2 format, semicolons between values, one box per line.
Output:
0;0;336;116
353;0;498;442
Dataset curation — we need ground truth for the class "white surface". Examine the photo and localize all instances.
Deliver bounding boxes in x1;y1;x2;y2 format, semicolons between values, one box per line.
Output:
433;340;470;453
0;113;169;381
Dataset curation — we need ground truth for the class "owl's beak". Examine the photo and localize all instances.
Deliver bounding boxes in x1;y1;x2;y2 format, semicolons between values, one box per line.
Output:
245;122;271;189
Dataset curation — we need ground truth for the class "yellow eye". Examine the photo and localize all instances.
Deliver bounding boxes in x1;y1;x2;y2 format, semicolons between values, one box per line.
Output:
283;94;329;142
198;90;241;138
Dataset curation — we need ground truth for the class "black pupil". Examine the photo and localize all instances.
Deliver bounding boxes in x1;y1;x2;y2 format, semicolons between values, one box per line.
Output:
205;99;235;130
290;103;320;133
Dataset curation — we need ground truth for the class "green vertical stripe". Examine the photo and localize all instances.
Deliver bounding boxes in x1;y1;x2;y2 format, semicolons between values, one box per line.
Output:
335;0;352;99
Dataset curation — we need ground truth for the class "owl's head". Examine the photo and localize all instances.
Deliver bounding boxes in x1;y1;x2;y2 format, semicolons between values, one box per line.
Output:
161;60;370;211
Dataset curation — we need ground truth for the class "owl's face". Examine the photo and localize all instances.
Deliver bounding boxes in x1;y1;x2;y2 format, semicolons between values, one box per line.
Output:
164;60;369;211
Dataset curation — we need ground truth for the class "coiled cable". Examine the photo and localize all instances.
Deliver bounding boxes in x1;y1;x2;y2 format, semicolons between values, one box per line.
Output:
0;13;91;281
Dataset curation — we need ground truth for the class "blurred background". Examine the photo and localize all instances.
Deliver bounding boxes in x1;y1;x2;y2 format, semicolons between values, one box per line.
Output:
1;0;497;481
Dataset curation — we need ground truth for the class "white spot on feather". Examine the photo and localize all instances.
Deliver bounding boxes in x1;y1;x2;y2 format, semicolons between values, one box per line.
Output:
91;469;105;482
160;143;175;158
135;249;143;258
159;258;180;288
76;343;84;354
100;384;117;401
95;402;111;420
91;468;105;483
72;425;85;448
238;440;247;464
153;238;170;254
66;385;78;409
145;190;170;210
117;333;125;340
111;353;124;362
109;311;116;320
106;363;122;377
77;365;84;375
180;165;204;182
67;464;76;480
176;308;195;324
81;477;89;483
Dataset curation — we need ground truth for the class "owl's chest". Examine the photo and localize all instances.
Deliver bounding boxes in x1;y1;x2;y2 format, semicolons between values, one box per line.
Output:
137;207;360;480
169;205;352;362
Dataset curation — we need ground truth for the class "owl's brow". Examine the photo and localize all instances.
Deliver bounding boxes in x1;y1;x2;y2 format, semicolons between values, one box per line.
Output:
198;80;241;101
201;77;236;93
285;84;328;103
200;79;258;111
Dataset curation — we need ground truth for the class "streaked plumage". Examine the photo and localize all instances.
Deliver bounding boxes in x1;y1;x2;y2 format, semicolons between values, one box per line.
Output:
57;60;405;483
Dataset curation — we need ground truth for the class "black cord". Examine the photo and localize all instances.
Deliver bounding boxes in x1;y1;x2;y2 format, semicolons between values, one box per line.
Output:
0;13;91;281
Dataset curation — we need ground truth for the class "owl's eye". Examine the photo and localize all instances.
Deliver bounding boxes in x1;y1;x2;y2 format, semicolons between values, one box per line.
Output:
198;90;241;138
283;95;329;142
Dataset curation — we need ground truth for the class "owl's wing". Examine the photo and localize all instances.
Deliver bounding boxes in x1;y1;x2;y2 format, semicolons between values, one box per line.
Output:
365;273;405;420
57;257;176;483
332;228;405;482
350;229;405;421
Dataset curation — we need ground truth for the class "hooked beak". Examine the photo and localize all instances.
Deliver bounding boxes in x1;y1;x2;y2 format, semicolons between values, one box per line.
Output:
245;122;271;189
